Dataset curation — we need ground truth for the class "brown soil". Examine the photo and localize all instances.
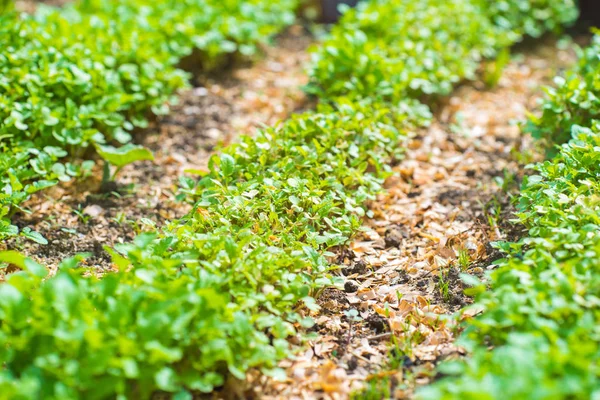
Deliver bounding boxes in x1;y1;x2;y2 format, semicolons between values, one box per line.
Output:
2;27;313;275
251;37;579;399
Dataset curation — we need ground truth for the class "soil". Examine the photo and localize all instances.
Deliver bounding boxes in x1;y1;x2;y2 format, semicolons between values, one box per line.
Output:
1;27;313;276
251;36;580;399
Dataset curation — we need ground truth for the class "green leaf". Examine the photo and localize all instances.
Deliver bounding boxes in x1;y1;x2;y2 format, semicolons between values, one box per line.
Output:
220;154;235;176
95;144;154;168
26;180;58;194
0;251;27;268
155;367;177;391
21;227;49;245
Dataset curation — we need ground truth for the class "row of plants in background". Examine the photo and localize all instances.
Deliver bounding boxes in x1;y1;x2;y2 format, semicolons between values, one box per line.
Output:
481;0;579;41
307;0;577;103
0;0;298;243
528;33;600;145
0;0;580;398
420;35;600;400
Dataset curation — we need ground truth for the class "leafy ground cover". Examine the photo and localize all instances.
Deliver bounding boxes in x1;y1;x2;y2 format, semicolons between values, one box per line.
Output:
0;0;298;243
256;35;579;400
308;0;576;103
3;27;312;272
419;34;600;399
0;99;430;399
307;0;500;102
0;0;583;398
528;34;600;145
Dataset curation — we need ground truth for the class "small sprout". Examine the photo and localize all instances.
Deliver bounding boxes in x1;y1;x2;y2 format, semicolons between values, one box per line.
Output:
457;248;470;271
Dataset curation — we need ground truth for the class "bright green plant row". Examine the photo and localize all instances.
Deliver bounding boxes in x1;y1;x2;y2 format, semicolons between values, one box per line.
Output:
0;99;430;399
482;0;579;41
419;32;600;399
0;0;580;398
0;0;298;243
307;0;577;102
419;123;600;399
528;33;600;146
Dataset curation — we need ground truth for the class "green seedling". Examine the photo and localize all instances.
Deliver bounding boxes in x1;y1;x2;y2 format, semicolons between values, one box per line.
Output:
484;47;511;88
457;248;471;271
73;206;91;225
97;144;154;186
437;269;451;303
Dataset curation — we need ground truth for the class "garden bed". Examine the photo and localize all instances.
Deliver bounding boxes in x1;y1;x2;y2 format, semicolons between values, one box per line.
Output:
0;0;595;399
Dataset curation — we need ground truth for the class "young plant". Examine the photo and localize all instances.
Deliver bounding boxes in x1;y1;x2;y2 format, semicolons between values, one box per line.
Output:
96;144;154;186
484;47;511;88
437;269;451;303
457;248;471;271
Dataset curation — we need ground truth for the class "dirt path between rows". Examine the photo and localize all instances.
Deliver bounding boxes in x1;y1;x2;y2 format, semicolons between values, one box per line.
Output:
253;37;578;400
2;27;312;273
